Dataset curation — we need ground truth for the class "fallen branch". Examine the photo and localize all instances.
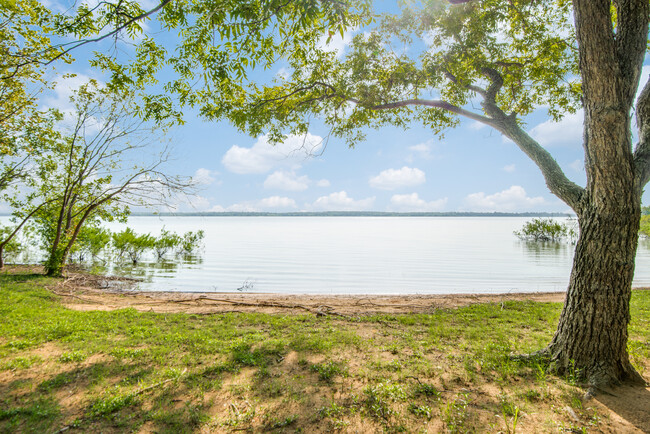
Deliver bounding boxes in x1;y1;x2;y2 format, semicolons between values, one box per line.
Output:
47;289;104;304
188;296;352;318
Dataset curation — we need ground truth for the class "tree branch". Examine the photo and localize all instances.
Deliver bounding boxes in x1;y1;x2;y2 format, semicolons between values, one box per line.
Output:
12;0;172;73
351;98;496;126
497;121;584;210
479;67;584;210
614;0;649;108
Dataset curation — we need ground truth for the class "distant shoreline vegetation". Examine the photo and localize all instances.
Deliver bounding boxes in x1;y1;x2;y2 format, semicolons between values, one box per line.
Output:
124;211;573;217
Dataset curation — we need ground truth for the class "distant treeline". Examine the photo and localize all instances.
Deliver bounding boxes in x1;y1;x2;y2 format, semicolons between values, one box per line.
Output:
127;211;573;217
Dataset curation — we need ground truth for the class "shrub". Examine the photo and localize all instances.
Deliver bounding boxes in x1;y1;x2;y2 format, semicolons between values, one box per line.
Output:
514;218;573;242
70;226;111;263
153;228;181;260
178;230;205;255
111;228;155;264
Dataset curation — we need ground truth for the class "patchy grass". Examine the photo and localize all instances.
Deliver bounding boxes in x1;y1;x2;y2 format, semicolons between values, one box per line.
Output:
0;269;648;432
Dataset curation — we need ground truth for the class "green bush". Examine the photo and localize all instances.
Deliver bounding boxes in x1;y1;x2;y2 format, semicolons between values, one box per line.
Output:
153;228;182;260
514;218;574;242
111;228;155;264
70;226;111;263
0;225;27;261
178;230;205;255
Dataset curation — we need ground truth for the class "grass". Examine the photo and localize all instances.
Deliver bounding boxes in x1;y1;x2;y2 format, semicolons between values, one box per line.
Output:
0;269;648;432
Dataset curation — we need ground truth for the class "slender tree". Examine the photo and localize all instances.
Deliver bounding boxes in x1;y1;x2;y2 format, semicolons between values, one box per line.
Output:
33;81;191;277
185;0;648;389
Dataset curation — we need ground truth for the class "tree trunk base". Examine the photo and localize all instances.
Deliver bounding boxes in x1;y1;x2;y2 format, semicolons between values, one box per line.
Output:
512;346;647;392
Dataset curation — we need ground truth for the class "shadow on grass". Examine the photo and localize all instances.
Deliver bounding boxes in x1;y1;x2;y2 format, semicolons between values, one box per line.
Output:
0;358;215;433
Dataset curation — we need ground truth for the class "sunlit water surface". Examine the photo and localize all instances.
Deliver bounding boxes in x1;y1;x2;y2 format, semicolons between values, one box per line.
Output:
7;216;650;294
93;216;650;294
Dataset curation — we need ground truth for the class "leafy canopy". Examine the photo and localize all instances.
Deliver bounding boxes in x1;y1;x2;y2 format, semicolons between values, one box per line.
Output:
79;0;373;124
186;0;582;146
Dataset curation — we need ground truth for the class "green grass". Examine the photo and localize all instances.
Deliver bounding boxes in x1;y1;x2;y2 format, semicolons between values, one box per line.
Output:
0;269;648;432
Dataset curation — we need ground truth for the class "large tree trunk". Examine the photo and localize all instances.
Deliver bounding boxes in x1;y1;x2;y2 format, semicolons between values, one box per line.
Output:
545;194;645;386
537;0;648;388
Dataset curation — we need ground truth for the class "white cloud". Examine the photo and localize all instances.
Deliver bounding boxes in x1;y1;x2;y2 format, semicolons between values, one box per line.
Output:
221;203;257;212
276;67;290;80
463;186;546;212
192;168;216;185
263;171;309;191
42;73;100;112
317;30;354;58
222;133;323;174
569;159;584;172
170;194;211;212
211;196;297;212
312;191;375;211
408;143;430;154
316;179;331;187
390;193;448;212
369;167;426;190
469;121;487;131
530;111;583;147
406;141;434;162
503;164;516;173
258;196;297;209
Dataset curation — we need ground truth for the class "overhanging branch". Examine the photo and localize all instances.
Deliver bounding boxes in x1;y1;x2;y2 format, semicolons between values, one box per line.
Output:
353;97;496;126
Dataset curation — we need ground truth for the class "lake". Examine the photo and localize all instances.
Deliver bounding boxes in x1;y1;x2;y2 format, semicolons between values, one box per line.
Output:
87;216;650;294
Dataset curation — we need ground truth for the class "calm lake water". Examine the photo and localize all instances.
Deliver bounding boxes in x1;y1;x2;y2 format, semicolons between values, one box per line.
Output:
85;216;650;294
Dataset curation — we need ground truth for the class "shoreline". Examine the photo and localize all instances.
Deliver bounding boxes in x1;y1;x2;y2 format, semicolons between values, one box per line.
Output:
53;271;574;315
8;265;648;316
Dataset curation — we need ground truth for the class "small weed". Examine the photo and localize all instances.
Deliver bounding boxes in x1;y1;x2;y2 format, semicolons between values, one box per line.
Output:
364;381;406;421
565;360;583;386
3;355;40;371
59;351;86;363
318;402;346;419
535;363;549;383
385;343;401;355
332;418;350;430
310;360;347;382
412;382;440;399
408;403;432;419
442;393;470;433
266;414;297;429
89;392;139;418
222;402;256;427
523;389;542;402
258;378;285;397
6;340;35;350
109;348;146;360
499;394;518;417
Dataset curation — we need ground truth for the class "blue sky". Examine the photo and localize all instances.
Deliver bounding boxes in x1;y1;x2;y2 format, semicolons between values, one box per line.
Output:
34;0;650;214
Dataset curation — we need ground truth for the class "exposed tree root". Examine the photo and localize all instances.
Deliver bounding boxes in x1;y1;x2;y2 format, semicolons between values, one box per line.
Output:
510;345;647;396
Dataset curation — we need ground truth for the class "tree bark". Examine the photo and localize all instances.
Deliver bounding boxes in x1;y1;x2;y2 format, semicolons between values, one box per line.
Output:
532;0;646;387
545;192;645;386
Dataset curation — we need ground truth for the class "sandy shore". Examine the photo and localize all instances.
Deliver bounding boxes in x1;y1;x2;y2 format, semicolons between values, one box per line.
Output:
41;271;572;316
